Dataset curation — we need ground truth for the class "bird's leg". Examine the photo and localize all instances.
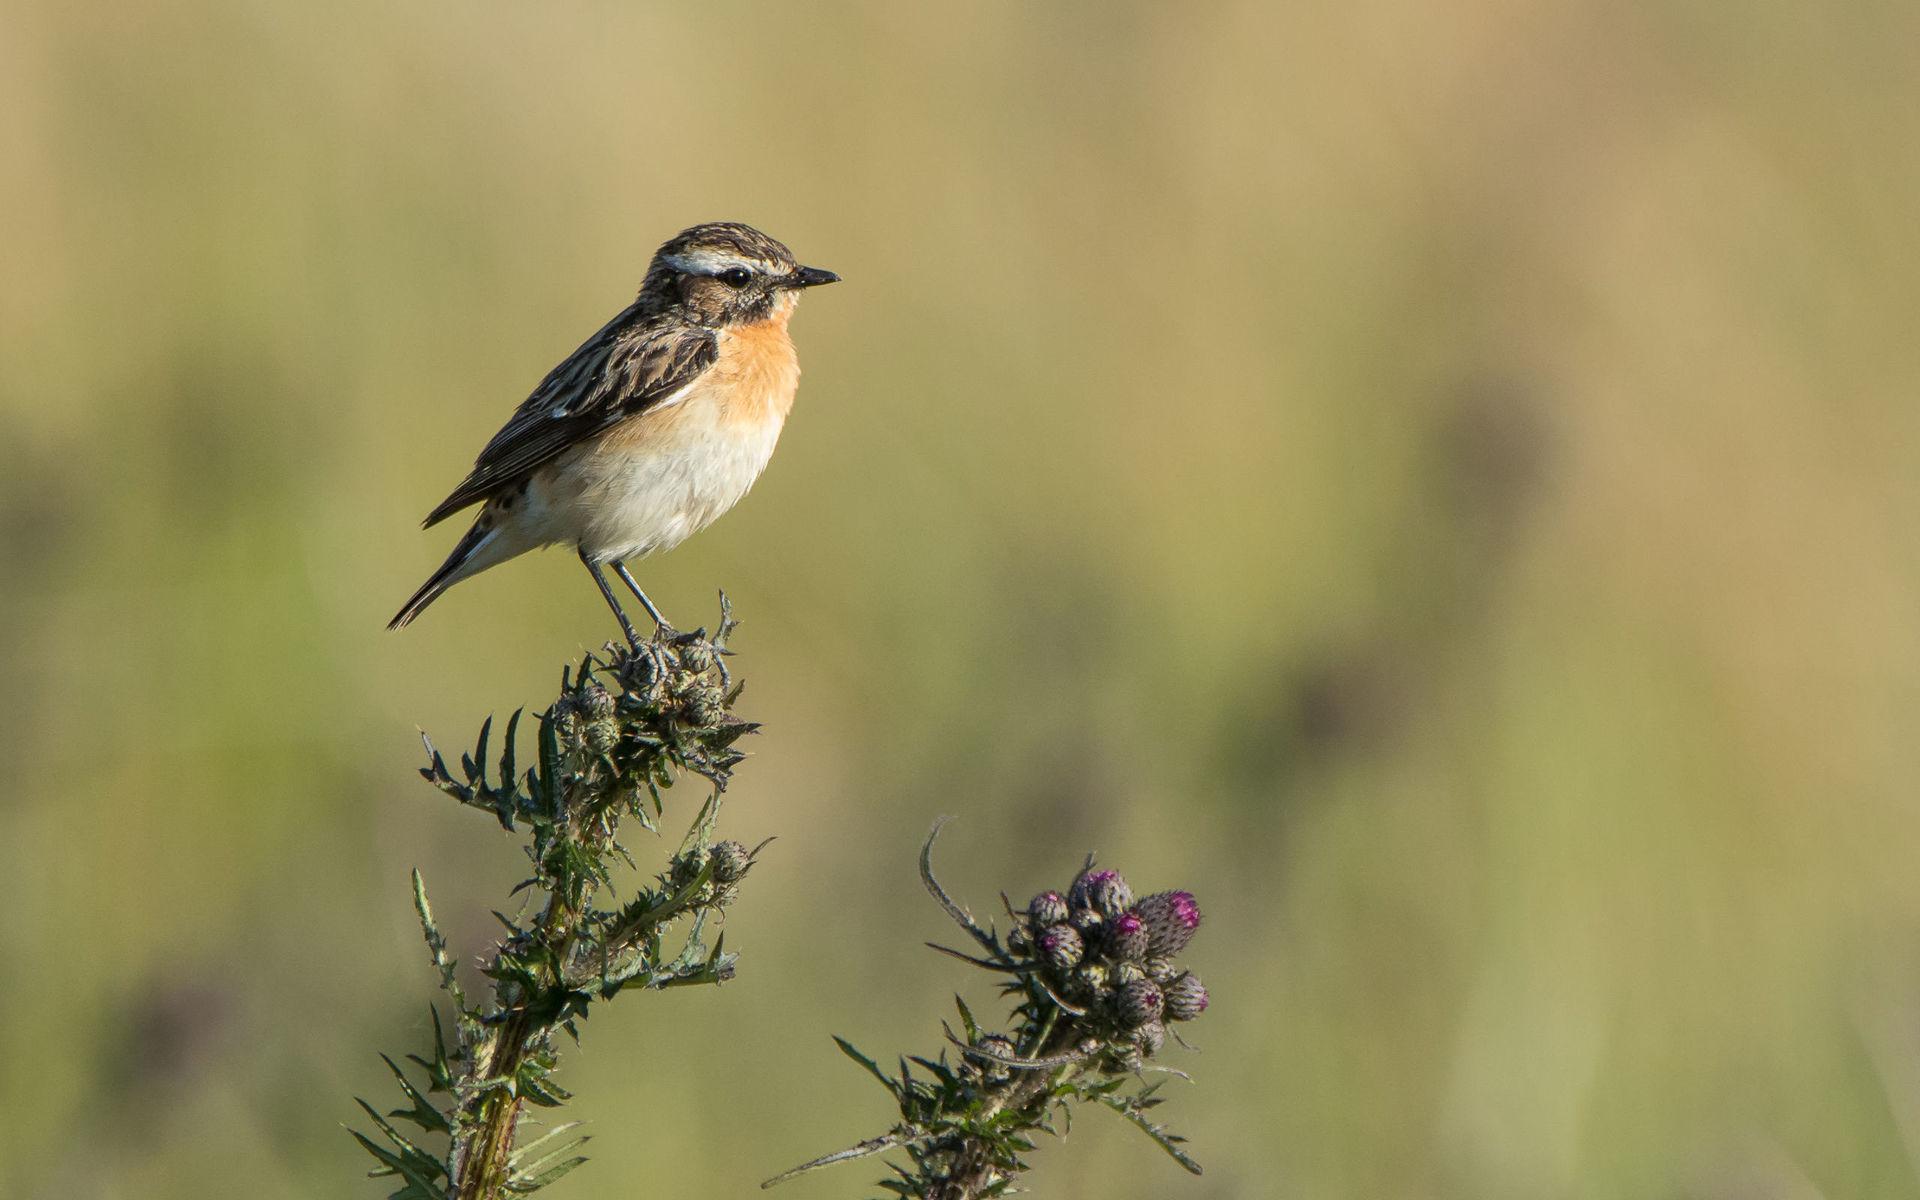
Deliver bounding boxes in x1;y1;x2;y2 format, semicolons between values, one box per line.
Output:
606;559;681;684
609;560;671;631
580;551;642;646
601;559;731;693
613;564;732;691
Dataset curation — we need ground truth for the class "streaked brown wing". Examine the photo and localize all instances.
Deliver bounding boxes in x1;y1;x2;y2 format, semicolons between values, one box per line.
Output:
422;305;719;528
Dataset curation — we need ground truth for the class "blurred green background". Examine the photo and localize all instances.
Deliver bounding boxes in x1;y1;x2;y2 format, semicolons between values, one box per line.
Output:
3;1;1917;1197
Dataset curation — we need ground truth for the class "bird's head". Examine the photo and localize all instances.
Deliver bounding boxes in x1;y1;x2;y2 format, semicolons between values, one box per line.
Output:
641;221;839;327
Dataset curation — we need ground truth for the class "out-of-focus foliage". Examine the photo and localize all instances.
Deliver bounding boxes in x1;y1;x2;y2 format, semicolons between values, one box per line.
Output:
1;1;1915;1197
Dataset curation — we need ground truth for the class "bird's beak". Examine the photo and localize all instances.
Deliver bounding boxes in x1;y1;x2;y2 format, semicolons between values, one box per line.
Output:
783;266;841;289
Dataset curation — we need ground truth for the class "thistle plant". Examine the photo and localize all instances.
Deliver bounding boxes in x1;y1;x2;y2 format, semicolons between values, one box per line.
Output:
350;599;761;1200
767;819;1211;1199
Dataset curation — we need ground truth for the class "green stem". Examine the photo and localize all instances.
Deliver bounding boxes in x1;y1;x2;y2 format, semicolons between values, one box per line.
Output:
452;803;605;1198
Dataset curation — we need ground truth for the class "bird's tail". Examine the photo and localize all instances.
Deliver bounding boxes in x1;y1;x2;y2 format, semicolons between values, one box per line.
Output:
388;519;508;630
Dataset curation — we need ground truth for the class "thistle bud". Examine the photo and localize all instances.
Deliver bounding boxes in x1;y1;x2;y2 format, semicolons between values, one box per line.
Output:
710;882;741;908
973;1033;1017;1084
677;639;715;673
974;1032;1017;1060
709;840;752;884
1143;955;1179;984
669;846;708;891
1110;961;1147;989
578;682;616;720
1116;978;1164;1028
1027;890;1069;928
1037;924;1084;971
682;684;725;728
1069;868;1121;916
1090;870;1133;918
1071;962;1108;997
584;717;620;755
1102;910;1149;962
1135;890;1202;957
1164;972;1209;1021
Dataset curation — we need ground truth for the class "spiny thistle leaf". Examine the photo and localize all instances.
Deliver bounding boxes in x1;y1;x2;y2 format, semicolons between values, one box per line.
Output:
833;1036;899;1097
505;1121;587;1170
412;871;465;1010
1097;1092;1203;1175
382;1054;453;1135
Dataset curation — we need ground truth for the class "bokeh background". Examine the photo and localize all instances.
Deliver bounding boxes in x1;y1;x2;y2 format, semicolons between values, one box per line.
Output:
3;1;1917;1197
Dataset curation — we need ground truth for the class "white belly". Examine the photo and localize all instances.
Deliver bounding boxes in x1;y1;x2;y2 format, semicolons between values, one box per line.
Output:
518;401;786;563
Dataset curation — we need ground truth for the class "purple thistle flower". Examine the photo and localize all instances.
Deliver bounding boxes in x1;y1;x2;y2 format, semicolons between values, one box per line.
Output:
1135;890;1202;957
1089;870;1133;918
1037;923;1084;971
1116;978;1164;1028
1068;867;1117;915
1027;890;1069;927
1103;910;1150;961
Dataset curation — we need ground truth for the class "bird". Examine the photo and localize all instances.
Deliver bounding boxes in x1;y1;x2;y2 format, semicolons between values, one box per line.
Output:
389;221;838;640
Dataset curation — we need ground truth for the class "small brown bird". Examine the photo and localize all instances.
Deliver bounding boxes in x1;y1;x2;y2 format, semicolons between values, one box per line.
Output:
390;221;838;639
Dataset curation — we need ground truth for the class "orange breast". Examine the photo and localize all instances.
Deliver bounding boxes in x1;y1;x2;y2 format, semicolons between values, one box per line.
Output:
713;310;801;427
592;310;799;455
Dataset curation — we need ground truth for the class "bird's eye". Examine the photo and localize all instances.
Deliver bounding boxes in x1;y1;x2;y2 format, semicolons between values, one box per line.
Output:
718;267;752;288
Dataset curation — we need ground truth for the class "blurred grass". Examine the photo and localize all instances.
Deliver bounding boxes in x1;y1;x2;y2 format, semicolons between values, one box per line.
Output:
2;0;1917;1196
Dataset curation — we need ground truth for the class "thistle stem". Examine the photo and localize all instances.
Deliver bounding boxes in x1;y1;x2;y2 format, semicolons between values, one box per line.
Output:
451;883;587;1200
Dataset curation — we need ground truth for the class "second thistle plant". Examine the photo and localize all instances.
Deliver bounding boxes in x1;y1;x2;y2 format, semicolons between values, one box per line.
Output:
768;819;1211;1199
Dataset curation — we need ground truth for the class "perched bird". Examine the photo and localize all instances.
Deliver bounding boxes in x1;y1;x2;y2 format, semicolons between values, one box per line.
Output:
389;221;838;639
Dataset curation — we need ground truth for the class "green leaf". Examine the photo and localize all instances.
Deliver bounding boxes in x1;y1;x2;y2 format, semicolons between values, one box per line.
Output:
832;1036;898;1097
1097;1093;1203;1175
954;995;980;1043
499;708;522;798
508;1122;591;1192
907;1055;955;1087
506;1153;588;1193
517;1062;574;1107
536;708;562;818
347;1106;448;1197
411;871;466;1011
466;714;492;784
507;1120;587;1170
381;1054;452;1134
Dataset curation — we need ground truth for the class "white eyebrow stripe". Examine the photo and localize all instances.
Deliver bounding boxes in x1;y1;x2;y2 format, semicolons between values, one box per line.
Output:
661;249;766;275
